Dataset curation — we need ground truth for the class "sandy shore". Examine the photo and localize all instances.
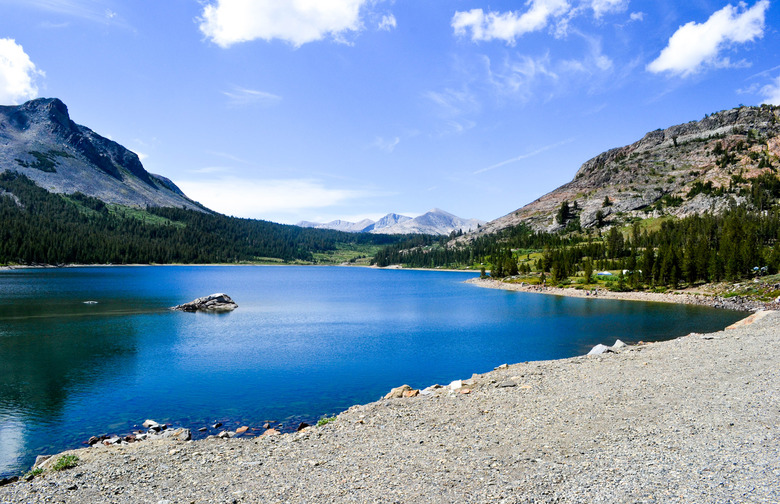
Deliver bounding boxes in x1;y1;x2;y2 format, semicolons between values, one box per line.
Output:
2;309;777;503
466;277;777;312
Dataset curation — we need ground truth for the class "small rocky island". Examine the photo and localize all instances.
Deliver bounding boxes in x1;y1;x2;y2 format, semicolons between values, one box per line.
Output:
171;293;237;312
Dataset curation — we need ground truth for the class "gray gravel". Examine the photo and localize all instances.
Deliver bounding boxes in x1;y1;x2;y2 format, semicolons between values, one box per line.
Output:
2;311;778;504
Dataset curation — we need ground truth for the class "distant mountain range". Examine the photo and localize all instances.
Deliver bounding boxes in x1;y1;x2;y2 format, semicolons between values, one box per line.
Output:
298;209;485;235
0;98;202;211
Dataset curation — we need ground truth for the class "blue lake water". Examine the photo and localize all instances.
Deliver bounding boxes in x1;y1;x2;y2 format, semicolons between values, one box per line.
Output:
0;266;745;477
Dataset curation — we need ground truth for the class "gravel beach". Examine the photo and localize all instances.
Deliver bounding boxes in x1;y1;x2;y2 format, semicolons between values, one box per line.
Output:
1;308;777;503
466;277;780;312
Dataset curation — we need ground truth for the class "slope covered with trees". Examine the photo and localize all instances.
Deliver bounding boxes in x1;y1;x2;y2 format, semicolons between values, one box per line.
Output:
374;208;780;289
374;113;780;289
0;172;400;265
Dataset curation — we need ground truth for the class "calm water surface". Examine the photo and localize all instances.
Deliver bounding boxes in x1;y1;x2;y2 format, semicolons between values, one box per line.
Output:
0;266;745;477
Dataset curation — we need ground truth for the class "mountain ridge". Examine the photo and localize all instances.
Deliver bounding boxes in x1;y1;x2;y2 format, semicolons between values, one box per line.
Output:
0;98;202;212
462;104;780;241
298;209;485;235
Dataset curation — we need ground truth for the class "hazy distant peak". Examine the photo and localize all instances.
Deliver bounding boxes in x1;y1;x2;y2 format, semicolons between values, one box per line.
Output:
298;209;484;235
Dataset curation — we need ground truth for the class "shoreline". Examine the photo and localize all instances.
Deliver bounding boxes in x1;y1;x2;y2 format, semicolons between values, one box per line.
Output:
2;311;777;502
465;277;777;312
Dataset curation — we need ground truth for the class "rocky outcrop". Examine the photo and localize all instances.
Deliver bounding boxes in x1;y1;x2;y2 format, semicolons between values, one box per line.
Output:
459;104;780;240
171;293;237;312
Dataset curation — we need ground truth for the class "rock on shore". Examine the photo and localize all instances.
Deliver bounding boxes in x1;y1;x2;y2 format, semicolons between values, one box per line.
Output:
2;311;778;503
171;293;237;312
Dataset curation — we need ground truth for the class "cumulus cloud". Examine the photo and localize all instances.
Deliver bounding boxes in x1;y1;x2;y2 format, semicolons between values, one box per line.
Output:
647;0;769;77
175;177;374;221
0;38;43;105
199;0;369;48
629;12;645;22
452;0;571;44
761;75;780;105
378;14;397;31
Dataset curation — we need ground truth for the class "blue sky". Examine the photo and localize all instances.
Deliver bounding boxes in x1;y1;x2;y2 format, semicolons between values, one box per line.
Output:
1;0;779;224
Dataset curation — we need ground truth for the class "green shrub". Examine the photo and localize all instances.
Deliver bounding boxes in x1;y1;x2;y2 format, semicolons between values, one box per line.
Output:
316;416;336;427
24;467;44;480
52;454;79;471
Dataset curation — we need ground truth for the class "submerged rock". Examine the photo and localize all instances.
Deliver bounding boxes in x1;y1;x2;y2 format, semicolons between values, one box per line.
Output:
171;293;237;312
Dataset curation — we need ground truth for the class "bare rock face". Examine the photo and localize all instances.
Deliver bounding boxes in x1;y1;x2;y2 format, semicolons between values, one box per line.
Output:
456;104;780;240
171;293;237;312
0;98;204;212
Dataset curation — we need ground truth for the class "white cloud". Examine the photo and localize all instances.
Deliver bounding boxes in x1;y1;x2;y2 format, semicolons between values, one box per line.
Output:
484;53;558;100
474;138;574;174
647;0;769;77
452;0;571;44
736;82;760;95
590;0;628;19
629;12;645;22
205;150;251;164
8;0;131;28
425;87;480;116
176;177;374;221
308;211;388;224
199;0;368;48
378;14;396;31
371;136;400;152
760;75;780;105
222;86;282;107
0;38;43;105
191;166;232;174
482;34;612;102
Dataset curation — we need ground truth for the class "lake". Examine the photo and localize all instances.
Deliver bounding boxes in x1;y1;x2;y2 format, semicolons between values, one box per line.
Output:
0;266;745;478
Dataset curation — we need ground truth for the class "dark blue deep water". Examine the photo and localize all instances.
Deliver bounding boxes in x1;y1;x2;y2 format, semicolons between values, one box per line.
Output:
0;266;745;477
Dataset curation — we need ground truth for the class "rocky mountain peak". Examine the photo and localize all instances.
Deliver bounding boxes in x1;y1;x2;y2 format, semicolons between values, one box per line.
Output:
0;98;203;211
464;104;780;240
298;210;485;235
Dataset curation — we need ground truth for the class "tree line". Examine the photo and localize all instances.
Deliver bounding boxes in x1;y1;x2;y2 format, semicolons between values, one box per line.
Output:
0;172;400;265
373;209;780;289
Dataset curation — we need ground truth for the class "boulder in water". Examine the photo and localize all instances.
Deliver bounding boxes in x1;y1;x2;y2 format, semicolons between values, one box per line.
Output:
171;293;237;312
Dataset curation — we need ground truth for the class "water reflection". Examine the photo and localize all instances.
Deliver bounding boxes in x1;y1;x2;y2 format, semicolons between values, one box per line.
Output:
0;291;146;475
0;314;140;416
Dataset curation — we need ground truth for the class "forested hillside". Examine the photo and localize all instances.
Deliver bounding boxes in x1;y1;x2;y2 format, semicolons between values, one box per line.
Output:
0;172;399;265
374;158;780;289
374;208;780;288
463;104;780;239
